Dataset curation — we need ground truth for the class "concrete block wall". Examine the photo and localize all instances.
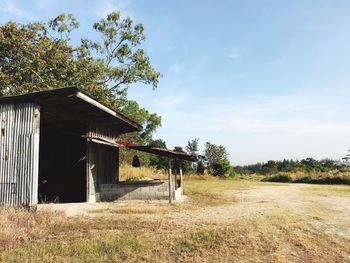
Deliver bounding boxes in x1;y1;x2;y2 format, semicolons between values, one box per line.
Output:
100;180;179;201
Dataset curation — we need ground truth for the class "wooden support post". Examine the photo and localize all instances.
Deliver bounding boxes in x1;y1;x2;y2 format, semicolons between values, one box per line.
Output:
168;158;173;204
179;163;183;194
174;170;177;190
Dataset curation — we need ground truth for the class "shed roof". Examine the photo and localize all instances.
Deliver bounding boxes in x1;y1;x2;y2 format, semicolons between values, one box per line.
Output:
116;140;198;162
0;87;142;133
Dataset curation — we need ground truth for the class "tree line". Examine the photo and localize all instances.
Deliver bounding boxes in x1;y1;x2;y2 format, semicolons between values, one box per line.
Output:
136;138;233;177
234;158;344;175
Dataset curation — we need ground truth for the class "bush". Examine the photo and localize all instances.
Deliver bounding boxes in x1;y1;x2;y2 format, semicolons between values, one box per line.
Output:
227;166;236;178
196;161;205;175
263;174;291;182
211;160;231;176
262;172;350;185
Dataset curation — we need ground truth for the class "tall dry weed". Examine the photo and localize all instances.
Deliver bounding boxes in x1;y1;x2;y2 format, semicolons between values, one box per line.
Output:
119;165;168;181
0;208;67;249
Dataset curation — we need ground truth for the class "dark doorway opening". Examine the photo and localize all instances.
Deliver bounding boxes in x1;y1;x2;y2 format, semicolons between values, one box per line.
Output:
38;130;87;203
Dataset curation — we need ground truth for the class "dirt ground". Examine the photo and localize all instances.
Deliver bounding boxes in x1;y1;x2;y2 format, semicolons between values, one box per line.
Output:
39;183;350;240
171;184;350;239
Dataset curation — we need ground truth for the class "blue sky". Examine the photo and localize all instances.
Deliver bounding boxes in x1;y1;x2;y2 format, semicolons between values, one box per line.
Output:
1;0;350;164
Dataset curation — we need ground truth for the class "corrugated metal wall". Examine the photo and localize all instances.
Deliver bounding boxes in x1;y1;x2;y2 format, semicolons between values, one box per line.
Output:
0;103;40;207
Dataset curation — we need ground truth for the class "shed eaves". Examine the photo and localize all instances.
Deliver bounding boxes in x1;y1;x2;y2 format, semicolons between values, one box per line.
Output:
0;87;142;134
116;140;198;162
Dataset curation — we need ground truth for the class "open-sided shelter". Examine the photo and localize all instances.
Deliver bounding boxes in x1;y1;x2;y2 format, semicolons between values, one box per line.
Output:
0;87;196;208
0;87;142;207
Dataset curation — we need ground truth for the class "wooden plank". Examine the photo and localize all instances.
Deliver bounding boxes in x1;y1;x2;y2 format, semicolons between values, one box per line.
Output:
168;158;173;204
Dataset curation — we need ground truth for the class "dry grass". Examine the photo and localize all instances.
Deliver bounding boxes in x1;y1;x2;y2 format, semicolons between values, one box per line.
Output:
305;184;350;196
119;164;168;181
183;177;257;207
0;208;70;249
1;178;349;262
263;170;350;185
1;210;349;263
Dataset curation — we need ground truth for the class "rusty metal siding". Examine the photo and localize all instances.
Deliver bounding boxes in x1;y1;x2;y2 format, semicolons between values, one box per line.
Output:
0;103;40;207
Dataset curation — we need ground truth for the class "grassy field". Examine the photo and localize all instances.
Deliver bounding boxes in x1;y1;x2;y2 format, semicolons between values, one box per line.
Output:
0;177;349;262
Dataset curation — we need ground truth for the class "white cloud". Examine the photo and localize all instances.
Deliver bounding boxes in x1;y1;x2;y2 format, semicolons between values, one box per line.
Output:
0;0;35;20
227;47;241;59
170;64;182;73
150;78;350;164
92;0;134;19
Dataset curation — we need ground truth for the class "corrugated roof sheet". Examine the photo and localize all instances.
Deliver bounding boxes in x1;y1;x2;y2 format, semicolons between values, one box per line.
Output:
116;140;198;162
0;87;142;133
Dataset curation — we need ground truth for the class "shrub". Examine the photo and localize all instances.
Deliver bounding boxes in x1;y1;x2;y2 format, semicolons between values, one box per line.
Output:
211;160;231;176
263;173;291;182
196;161;205;175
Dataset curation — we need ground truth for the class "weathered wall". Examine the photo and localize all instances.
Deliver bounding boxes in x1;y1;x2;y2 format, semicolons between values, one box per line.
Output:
87;142;119;202
0;103;40;207
100;180;182;201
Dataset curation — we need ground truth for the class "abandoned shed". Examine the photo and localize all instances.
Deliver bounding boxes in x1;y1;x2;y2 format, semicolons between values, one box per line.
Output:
0;87;196;208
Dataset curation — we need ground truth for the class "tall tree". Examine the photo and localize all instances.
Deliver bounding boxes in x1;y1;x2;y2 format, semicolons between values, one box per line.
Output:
185;138;199;155
204;142;230;176
204;142;229;166
0;12;161;142
261;160;278;175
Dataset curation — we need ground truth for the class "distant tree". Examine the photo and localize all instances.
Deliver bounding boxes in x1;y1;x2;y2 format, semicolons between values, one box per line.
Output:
196;160;205;175
204;142;230;176
204;142;229;166
211;159;231;176
238;157;342;175
319;159;337;172
301;158;318;172
242;163;263;174
184;138;200;173
261;160;278;175
277;159;294;172
185;138;199;155
233;165;245;174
